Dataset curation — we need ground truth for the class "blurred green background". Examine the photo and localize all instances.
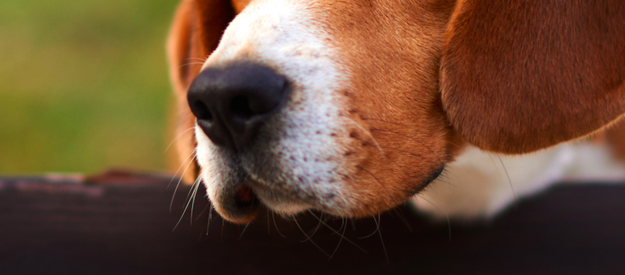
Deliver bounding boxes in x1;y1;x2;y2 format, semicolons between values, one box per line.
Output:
0;0;180;174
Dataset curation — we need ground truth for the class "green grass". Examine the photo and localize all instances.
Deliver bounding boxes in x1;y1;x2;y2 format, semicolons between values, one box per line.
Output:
0;0;180;174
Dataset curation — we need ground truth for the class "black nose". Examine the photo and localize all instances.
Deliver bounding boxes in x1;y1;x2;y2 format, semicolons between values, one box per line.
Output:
187;63;288;151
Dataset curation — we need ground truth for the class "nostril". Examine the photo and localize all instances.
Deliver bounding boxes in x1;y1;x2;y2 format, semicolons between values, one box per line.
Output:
230;95;255;120
187;62;289;151
191;100;213;122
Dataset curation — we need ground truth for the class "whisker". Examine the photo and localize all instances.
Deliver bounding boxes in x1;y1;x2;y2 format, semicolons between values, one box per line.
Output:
360;117;408;127
302;213;323;242
354;137;427;161
370;128;441;160
206;204;214;235
393;208;413;233
432;177;457;187
184;170;200;203
335;217;346;234
486;153;512;195
184;57;208;62
194;204;210;222
486;153;499;173
433;166;457;188
239;223;251;240
169;152;198;212
330;217;349;259
272;211;287;238
363;118;465;152
358;215;381;240
165;127;195;152
346;118;386;158
172;176;202;231
497;155;518;210
179;62;207;69
417;194;451;241
307;211;367;253
267;209;271;236
379;145;427;160
356;165;391;197
373;214;389;263
168;147;197;189
189;177;202;225
293;217;330;257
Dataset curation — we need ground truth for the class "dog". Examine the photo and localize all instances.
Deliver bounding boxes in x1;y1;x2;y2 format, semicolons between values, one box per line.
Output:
167;0;625;224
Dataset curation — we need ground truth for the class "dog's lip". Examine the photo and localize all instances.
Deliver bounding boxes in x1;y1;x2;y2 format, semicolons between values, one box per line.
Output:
218;178;299;223
239;173;317;212
215;161;446;223
234;185;257;209
217;174;298;223
216;180;262;224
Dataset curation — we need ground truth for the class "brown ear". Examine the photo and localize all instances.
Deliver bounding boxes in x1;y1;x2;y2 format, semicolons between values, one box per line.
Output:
167;0;235;183
440;0;625;154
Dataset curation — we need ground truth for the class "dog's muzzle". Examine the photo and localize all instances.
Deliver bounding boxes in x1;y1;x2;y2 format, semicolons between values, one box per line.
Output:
187;62;291;221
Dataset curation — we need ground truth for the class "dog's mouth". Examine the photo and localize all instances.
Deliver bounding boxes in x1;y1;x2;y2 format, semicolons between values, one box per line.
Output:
233;185;259;212
217;178;263;224
209;161;446;224
204;154;346;223
226;171;319;223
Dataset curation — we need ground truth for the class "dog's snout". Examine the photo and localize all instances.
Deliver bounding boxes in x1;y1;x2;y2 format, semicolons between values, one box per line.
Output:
187;63;288;151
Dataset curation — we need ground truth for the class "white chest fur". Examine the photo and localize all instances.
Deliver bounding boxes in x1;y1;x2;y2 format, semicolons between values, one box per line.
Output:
412;142;625;220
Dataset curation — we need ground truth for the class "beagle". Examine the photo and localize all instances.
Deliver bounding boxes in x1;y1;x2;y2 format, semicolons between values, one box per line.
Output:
167;0;625;223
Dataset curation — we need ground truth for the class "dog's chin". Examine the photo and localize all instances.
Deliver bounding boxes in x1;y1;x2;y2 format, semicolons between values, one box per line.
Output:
205;176;313;224
200;150;446;224
251;184;311;216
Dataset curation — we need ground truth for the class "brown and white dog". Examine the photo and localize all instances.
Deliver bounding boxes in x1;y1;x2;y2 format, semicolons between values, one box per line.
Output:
167;0;625;224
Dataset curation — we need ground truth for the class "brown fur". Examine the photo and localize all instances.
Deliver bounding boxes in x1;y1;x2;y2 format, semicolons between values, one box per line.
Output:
232;0;252;13
606;120;625;161
168;0;625;218
441;0;625;154
167;0;238;183
316;0;460;216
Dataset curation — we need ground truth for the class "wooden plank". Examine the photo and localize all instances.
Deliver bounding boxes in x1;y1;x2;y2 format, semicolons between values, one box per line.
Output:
1;171;624;274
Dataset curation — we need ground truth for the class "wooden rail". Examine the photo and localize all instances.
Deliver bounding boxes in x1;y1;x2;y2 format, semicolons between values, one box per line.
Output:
1;170;624;274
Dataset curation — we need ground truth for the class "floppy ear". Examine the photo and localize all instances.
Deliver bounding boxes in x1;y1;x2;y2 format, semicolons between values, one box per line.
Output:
167;0;236;183
440;0;625;154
